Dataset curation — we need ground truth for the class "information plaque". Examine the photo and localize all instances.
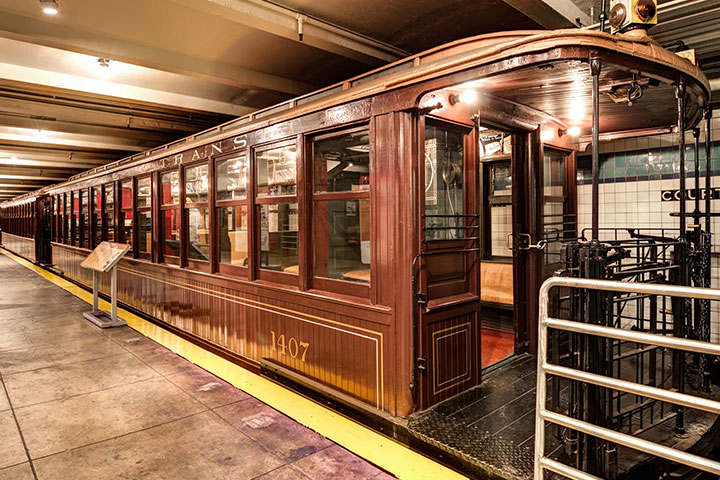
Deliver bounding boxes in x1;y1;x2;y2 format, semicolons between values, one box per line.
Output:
80;241;130;328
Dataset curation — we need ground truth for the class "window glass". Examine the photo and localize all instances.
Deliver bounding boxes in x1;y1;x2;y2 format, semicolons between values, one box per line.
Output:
314;130;370;193
487;161;512;259
137;211;151;253
219;205;248;266
314;199;370;283
161;171;180;205
105;184;114;210
424;125;465;240
188;207;210;261
120;180;133;246
136;177;151;208
162;210;180;257
216;156;248;200
257;145;296;197
185;165;209;203
93;187;102;243
73;193;79;243
105;211;115;242
259;203;298;271
81;190;89;245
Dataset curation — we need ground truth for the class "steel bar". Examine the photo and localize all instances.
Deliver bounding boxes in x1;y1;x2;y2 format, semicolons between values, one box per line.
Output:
591;57;602;243
543;363;720;415
706;109;712;233
694;128;701;214
543;410;720;476
539;457;603;480
544;317;720;356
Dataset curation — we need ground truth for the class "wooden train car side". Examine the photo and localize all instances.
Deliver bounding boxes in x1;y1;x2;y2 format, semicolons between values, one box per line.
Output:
0;30;708;417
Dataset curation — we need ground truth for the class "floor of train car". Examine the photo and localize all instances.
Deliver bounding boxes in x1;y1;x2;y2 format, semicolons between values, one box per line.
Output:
408;354;720;480
0;253;395;480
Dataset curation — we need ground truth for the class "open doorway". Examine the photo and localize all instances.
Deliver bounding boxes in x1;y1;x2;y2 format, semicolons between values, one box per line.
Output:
479;128;516;367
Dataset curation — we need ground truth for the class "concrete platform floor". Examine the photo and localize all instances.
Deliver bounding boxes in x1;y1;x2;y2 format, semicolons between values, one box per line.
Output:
0;253;395;480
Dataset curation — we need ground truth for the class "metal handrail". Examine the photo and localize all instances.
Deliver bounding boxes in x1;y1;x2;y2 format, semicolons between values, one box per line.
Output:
535;276;720;480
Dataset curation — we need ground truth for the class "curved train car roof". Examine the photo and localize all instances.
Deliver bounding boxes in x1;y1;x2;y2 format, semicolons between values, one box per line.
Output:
1;29;710;207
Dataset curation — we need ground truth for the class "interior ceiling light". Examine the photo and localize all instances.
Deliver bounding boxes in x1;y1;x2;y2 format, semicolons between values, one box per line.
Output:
39;0;58;15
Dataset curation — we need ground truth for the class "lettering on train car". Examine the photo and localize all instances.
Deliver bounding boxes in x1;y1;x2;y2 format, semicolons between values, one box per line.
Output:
270;331;310;362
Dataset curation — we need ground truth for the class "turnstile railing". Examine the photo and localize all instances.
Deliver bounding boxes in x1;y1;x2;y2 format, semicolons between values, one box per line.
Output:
535;276;720;480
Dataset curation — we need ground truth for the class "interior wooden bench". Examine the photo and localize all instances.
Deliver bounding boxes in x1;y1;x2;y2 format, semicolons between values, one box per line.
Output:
481;262;514;309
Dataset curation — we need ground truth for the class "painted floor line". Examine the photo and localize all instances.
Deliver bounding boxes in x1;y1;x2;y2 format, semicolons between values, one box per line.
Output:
0;248;468;480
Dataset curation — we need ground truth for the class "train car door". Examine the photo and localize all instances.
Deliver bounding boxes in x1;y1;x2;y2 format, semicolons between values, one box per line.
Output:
415;118;481;410
511;134;576;352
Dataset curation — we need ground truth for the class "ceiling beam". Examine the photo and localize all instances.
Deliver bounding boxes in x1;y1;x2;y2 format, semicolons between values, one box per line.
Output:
0;173;69;182
0;145;120;163
0;126;147;152
0;158;105;170
171;0;409;65
0;93;214;134
0;10;316;98
502;0;590;28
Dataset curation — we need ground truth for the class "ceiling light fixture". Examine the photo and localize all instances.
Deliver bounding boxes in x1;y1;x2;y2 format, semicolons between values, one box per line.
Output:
540;129;555;142
39;0;58;15
559;126;582;137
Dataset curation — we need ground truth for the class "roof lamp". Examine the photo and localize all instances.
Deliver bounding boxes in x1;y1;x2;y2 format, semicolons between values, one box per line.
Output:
39;0;58;14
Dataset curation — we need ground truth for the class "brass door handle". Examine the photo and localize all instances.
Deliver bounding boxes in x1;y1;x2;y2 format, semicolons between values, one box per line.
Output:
508;233;547;251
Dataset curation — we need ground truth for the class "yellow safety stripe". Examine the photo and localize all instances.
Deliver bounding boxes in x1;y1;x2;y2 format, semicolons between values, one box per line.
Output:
0;248;468;480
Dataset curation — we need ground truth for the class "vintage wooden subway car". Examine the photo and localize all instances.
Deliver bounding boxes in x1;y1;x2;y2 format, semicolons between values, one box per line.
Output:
0;29;709;417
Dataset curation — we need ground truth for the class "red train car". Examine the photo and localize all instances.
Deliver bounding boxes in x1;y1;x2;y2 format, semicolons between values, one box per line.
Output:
0;29;709;418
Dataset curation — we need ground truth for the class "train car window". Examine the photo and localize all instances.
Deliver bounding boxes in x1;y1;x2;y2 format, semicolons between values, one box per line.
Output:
184;164;210;265
92;186;102;246
161;171;180;205
216;156;247;201
424;124;465;240
216;154;249;274
255;143;298;281
185;164;209;203
542;150;569;267
256;145;296;197
136;177;151;209
72;192;79;245
104;183;115;241
65;193;71;244
311;127;371;294
120;180;133;248
187;207;210;261
80;189;89;248
136;176;152;255
160;171;180;263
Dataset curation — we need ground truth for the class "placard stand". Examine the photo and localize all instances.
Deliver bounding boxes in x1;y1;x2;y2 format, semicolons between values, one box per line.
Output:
80;241;130;328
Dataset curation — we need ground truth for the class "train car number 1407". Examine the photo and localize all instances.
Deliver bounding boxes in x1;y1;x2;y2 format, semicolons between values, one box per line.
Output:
270;331;310;362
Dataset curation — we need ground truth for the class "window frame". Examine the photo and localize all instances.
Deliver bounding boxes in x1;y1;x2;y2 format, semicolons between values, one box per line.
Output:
253;138;300;286
214;150;250;278
104;182;116;242
91;185;102;248
159;168;181;265
308;125;372;298
119;178;135;256
183;160;211;272
135;175;153;260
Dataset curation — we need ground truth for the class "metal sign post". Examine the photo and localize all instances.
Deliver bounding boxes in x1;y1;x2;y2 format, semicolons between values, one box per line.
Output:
80;241;130;328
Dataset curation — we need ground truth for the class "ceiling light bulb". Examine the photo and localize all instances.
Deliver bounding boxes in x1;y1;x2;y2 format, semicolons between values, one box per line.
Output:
567;126;581;136
459;89;477;104
39;0;58;14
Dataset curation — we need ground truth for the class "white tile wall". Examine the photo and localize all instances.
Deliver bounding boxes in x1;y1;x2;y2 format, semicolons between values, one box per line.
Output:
577;118;720;343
